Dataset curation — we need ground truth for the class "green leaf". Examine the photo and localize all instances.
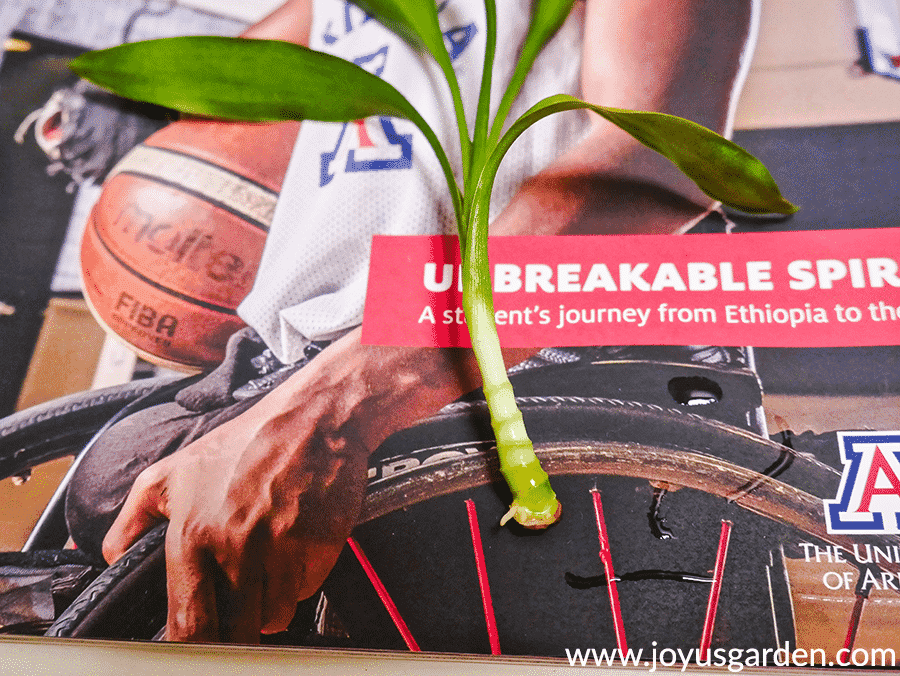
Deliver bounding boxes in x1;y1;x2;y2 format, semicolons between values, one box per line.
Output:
522;0;579;69
485;94;798;216
345;0;472;187
347;0;446;65
72;35;466;221
489;0;577;143
71;36;418;122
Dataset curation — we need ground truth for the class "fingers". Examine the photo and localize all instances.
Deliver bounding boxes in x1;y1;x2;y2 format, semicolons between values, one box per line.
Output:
217;559;265;644
258;541;301;634
100;423;371;643
164;526;221;642
102;465;169;565
165;548;268;643
258;536;350;634
259;532;323;634
100;462;244;643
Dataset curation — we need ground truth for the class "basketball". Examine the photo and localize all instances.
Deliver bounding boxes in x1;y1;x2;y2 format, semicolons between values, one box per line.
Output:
80;119;300;371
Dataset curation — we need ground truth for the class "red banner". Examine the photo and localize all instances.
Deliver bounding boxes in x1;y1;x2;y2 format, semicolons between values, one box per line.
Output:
361;230;900;348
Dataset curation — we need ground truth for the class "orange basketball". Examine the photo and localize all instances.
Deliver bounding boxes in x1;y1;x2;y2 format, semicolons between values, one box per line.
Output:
80;119;300;371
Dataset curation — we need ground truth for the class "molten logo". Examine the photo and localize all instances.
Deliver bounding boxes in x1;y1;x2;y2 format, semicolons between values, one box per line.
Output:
826;432;900;534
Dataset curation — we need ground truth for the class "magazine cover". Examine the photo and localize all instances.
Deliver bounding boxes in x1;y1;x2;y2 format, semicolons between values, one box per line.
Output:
1;0;900;671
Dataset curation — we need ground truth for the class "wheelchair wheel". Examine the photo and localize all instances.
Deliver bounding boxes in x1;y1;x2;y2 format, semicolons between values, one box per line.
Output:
45;394;900;654
0;374;186;480
322;395;900;655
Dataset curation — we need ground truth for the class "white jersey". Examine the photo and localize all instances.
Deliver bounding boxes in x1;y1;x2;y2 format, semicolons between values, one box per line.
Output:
238;0;589;364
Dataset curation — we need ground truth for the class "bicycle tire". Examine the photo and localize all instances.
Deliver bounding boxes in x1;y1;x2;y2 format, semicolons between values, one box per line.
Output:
0;375;186;480
46;396;899;652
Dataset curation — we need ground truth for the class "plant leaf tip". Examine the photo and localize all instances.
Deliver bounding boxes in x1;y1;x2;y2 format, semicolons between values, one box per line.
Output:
761;195;800;216
734;196;800;216
781;199;801;215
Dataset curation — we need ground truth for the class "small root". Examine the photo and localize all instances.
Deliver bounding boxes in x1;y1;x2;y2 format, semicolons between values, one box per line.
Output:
500;500;562;530
499;505;517;527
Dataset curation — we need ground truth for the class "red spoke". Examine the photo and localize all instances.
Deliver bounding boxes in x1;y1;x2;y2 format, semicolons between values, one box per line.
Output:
840;591;867;663
699;519;732;660
466;499;501;654
347;537;420;651
591;489;627;652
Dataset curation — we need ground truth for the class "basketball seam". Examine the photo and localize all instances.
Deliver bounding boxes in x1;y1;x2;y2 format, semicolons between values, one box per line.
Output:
123;144;279;196
89;218;240;317
116;170;272;232
109;145;278;231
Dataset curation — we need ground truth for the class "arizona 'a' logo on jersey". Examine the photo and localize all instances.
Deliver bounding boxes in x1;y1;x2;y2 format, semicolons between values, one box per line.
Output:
825;432;900;534
319;46;414;187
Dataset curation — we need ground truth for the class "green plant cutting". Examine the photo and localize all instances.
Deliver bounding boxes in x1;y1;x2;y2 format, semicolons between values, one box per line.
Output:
71;0;797;530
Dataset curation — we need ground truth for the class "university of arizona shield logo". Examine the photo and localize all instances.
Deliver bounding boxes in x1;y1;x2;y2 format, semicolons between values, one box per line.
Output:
825;432;900;534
